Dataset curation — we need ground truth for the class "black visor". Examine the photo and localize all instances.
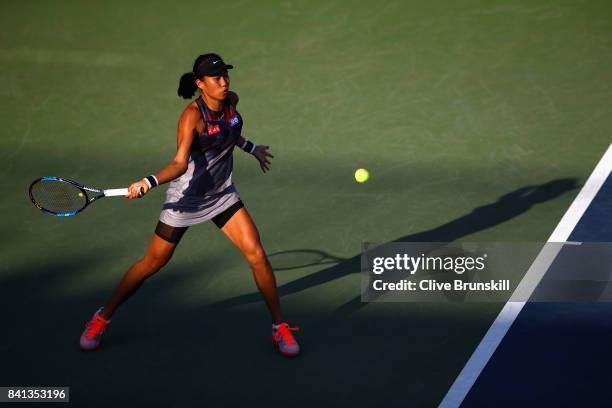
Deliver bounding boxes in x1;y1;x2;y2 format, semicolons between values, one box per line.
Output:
194;57;234;77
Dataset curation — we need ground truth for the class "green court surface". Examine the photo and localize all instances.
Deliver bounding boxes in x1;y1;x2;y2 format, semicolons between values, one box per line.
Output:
2;1;611;406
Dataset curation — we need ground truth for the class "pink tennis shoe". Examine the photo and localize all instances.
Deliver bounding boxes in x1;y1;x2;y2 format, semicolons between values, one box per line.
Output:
80;308;110;351
272;323;300;357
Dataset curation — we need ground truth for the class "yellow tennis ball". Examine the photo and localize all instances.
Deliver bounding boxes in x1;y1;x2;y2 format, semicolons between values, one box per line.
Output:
78;192;84;197
354;168;369;183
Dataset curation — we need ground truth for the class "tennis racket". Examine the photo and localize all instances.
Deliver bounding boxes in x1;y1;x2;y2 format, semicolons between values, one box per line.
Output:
29;176;140;217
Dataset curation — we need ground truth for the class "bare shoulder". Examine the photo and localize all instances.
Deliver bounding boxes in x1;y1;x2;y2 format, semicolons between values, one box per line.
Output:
177;100;201;135
227;91;239;106
179;100;200;124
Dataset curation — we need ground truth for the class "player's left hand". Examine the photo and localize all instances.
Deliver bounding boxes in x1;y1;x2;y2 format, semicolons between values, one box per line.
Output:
254;145;274;173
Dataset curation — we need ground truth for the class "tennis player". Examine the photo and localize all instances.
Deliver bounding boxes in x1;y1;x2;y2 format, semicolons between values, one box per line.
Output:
79;53;300;357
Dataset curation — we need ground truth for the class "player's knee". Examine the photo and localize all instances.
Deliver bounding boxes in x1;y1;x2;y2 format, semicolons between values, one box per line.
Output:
244;243;266;267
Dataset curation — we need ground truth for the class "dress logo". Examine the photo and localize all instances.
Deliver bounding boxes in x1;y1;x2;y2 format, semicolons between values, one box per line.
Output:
207;124;221;136
230;116;240;127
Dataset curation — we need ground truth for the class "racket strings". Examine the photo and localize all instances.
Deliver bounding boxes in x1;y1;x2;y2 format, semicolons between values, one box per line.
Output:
30;180;88;214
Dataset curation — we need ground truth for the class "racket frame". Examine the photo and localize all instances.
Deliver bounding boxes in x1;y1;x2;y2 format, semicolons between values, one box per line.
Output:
29;176;128;217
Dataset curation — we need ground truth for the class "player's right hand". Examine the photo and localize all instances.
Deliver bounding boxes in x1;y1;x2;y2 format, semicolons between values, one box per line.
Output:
127;179;150;199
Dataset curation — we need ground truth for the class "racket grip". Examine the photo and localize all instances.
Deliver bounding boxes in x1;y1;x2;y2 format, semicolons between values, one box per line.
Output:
104;188;129;197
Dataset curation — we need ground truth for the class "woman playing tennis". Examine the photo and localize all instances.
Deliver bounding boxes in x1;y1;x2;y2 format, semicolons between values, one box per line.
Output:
79;53;300;357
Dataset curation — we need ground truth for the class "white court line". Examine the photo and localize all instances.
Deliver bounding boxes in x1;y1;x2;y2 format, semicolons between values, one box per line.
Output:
438;143;612;408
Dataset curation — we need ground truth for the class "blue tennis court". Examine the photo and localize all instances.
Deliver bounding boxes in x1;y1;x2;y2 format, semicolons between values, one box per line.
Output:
441;144;612;407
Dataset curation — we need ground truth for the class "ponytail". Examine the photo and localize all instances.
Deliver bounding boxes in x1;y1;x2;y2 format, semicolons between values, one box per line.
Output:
177;72;197;99
178;53;227;98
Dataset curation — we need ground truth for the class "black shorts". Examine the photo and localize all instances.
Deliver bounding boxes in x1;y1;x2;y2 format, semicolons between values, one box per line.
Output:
154;200;244;244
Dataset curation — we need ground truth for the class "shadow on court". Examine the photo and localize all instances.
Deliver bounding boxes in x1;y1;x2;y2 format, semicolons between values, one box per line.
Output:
0;179;576;407
0;252;485;408
214;178;578;314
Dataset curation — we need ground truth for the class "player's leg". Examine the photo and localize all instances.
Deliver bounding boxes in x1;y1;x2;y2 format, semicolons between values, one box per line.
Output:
218;206;282;322
217;204;300;357
80;222;186;351
99;225;186;319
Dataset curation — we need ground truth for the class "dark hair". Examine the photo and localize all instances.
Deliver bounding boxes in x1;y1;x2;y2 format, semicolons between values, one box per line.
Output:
177;53;224;99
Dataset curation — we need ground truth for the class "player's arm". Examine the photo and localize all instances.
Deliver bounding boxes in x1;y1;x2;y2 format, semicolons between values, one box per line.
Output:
231;90;247;149
227;91;239;106
235;136;274;173
229;92;273;173
127;104;198;198
230;91;246;148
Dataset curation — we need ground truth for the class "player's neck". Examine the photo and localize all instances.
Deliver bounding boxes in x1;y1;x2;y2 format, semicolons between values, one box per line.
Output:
201;94;223;112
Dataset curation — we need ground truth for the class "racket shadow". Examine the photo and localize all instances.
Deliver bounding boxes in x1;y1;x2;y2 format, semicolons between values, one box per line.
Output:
212;178;578;313
265;249;346;272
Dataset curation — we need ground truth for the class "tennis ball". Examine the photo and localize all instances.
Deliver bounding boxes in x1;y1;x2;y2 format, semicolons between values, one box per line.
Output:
78;192;84;197
354;168;369;183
